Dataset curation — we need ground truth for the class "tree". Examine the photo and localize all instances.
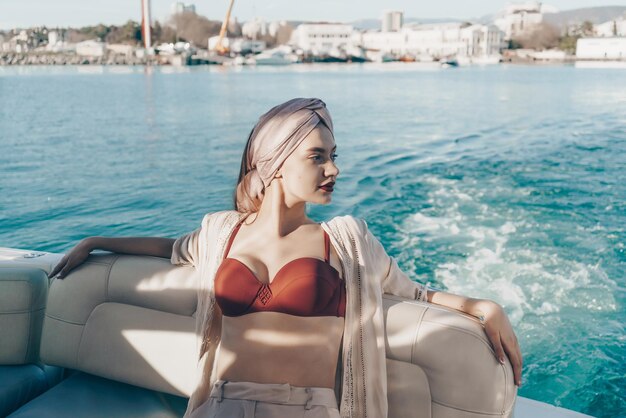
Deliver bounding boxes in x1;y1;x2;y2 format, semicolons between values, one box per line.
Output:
511;22;560;50
153;21;177;44
558;35;578;54
228;18;242;37
508;39;523;49
167;12;221;47
83;24;110;41
581;21;594;37
105;20;141;45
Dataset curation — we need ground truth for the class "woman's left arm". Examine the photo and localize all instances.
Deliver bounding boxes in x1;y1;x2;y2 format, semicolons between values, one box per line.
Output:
427;289;523;387
358;217;522;386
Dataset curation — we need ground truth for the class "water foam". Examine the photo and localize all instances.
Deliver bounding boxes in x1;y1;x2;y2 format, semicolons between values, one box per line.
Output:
397;174;617;326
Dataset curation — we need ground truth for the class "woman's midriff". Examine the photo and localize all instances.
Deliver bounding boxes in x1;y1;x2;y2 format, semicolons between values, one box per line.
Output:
216;311;345;389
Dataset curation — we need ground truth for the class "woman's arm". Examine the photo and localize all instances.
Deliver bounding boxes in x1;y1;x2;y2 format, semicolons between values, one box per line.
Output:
357;216;523;386
86;236;175;258
48;236;176;280
427;289;523;388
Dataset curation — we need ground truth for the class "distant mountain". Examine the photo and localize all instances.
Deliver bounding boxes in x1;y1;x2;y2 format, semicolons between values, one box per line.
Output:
543;6;626;27
350;17;464;31
346;6;626;31
472;14;496;25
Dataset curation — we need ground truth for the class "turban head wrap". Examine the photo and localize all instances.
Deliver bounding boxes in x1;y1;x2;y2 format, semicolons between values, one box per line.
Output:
236;97;334;213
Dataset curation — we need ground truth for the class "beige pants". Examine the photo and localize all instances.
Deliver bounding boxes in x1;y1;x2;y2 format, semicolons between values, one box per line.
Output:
189;380;340;418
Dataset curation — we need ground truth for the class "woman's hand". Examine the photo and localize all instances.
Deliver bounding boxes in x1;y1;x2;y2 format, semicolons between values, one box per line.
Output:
473;299;523;387
427;290;523;387
48;238;94;280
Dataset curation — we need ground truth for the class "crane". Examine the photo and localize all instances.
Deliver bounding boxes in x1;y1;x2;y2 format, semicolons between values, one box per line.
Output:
214;0;235;54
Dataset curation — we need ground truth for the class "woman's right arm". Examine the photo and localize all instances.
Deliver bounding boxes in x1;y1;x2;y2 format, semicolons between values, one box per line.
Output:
48;236;176;280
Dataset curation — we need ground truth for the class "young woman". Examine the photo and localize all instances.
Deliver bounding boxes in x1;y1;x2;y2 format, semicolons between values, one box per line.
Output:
49;98;522;418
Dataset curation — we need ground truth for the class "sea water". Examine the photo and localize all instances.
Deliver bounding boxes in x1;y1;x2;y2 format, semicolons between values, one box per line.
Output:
1;63;624;417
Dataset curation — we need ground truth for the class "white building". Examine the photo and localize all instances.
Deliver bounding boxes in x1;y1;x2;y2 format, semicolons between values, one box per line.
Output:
268;21;294;44
76;40;105;57
171;2;195;15
0;34;7;53
8;30;31;53
48;31;59;46
382;10;403;32
493;1;543;40
289;23;354;53
594;17;626;37
45;30;75;53
576;37;626;60
358;22;503;59
242;18;268;40
107;44;134;57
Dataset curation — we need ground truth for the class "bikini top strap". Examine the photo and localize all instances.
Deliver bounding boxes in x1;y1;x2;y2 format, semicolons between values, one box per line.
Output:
224;219;244;257
323;229;330;263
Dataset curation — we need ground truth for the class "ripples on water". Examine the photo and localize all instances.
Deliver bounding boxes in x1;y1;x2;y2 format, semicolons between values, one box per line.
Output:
1;64;625;416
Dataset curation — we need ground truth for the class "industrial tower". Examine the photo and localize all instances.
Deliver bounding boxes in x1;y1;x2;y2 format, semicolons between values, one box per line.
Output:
141;0;152;49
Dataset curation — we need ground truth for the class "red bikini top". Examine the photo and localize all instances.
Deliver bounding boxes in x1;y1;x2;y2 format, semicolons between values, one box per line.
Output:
214;219;346;318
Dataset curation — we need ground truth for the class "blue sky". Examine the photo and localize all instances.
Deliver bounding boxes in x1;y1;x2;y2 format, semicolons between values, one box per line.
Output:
2;0;626;29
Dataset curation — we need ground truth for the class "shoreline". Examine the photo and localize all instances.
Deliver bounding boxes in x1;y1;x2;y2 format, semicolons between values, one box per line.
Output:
2;52;625;67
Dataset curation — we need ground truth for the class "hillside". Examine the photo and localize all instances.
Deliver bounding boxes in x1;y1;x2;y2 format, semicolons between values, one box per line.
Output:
543;6;626;27
349;6;626;31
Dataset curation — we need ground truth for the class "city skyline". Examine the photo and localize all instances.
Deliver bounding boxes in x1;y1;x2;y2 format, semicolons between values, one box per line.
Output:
2;0;626;30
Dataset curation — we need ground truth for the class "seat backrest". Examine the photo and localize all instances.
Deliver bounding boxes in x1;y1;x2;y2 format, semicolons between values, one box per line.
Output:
384;294;516;417
41;254;516;417
41;254;199;397
0;268;48;365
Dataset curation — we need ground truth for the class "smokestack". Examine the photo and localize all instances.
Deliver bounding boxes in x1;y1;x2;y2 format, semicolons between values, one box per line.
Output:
141;0;152;49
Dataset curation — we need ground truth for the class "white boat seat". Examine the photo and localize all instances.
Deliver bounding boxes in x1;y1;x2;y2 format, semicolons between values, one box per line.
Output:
5;253;516;417
7;370;187;418
0;269;63;416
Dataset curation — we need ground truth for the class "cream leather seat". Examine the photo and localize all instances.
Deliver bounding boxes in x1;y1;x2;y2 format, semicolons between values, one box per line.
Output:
0;268;64;417
4;253;516;417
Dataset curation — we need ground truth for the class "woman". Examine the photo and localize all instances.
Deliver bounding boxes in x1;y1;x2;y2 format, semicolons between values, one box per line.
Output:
49;98;522;418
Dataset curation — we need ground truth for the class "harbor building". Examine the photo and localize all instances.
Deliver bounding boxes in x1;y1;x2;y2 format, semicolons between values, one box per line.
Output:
268;21;294;45
382;10;403;32
289;23;354;54
4;30;30;53
594;17;626;37
170;2;196;15
493;1;543;40
76;40;105;57
357;22;503;59
242;17;268;40
576;37;626;60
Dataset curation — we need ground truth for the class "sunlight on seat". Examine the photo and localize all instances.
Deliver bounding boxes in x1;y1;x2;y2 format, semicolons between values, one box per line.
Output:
122;328;197;395
136;272;198;290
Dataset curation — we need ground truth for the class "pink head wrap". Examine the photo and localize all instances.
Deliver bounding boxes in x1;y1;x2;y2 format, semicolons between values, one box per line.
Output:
236;97;334;213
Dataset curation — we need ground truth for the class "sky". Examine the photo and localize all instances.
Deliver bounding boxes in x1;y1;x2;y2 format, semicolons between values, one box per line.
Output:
1;0;626;30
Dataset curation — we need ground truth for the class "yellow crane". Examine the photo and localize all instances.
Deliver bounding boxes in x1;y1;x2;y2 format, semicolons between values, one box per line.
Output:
214;0;235;54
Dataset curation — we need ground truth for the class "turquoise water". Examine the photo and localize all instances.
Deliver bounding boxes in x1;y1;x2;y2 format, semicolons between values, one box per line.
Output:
1;64;624;417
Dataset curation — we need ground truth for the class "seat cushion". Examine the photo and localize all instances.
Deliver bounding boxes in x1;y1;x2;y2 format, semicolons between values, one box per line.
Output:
0;268;48;364
8;371;189;418
387;358;432;418
0;364;61;417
